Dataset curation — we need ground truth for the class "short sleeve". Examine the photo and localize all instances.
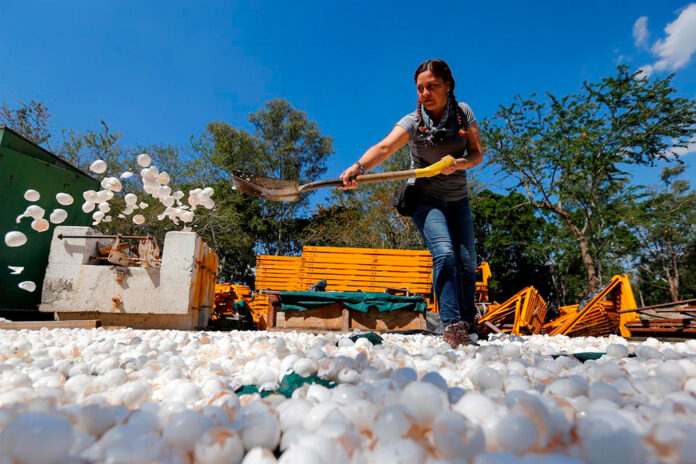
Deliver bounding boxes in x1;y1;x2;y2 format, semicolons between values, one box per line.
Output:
458;102;477;128
396;112;418;140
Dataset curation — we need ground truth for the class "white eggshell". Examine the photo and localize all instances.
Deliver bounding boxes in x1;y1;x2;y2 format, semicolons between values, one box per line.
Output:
399;381;448;427
4;231;27;247
133;214;145;225
163;409;214;452
90;159;107;174
137;153;151;167
18;281;36;292
23;189;40;201
82;202;96;213
25;204;45;219
31;218;50;232
432;410;486;460
156;172;171;185
120;171;134;179
194;427;244;464
49;209;68;224
0;412;73;464
55;192;74;205
8;266;23;275
241;446;277;464
124;193;138;205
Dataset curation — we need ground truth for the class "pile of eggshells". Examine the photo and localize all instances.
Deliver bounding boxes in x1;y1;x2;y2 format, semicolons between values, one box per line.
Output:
0;330;696;464
4;154;217;292
86;153;215;227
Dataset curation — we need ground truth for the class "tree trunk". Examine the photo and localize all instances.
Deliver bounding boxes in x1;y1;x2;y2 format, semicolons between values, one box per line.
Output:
668;247;680;302
560;214;601;294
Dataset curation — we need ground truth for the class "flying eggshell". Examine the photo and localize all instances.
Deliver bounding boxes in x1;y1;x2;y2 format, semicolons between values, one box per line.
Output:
82;202;96;214
31;218;50;232
49;209;68;224
90;160;107;174
56;193;74;206
133;214;145;225
137;154;152;167
24;189;40;202
4;231;27;247
18;281;36;292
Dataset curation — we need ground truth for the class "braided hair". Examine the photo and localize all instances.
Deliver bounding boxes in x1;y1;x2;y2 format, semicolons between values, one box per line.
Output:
414;59;469;138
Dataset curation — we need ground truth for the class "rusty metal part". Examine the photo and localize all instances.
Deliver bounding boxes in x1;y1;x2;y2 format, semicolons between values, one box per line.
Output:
138;236;160;268
106;236;131;266
80;233;162;269
58;234;151;240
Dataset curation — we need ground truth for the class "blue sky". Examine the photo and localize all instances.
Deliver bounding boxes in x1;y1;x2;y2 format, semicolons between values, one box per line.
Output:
2;0;695;198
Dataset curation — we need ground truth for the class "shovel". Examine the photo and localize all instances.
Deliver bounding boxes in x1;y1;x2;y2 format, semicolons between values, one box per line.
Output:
231;157;455;202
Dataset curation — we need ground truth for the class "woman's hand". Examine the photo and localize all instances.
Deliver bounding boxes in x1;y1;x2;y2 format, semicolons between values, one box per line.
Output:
339;163;361;190
440;155;460;175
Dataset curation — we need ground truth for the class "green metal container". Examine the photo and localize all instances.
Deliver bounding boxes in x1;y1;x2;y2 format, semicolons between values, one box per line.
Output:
0;126;99;311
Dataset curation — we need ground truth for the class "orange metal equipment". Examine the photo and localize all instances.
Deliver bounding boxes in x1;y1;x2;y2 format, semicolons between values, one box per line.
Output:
544;274;639;337
476;262;492;303
478;286;548;335
250;246;492;320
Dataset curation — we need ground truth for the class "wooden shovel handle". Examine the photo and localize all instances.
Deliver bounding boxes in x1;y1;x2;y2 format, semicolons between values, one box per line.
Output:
299;157;456;194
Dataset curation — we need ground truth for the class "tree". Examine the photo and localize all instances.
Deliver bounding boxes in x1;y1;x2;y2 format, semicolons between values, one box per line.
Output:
303;147;424;250
197;99;334;256
470;189;556;303
1;100;52;147
631;165;696;303
484;66;696;296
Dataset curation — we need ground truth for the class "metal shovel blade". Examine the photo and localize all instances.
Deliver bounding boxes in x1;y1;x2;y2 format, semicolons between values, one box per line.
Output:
230;170;301;202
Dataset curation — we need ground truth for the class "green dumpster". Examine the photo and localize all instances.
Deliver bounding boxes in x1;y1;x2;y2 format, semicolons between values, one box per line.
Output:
0;126;99;311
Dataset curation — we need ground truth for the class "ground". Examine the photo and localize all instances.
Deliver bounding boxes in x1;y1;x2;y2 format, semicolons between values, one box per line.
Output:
0;329;694;464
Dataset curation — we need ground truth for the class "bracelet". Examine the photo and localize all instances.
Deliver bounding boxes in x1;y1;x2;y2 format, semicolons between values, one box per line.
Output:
355;161;366;175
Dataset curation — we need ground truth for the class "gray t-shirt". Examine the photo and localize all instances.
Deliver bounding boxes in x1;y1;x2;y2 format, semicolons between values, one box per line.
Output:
396;102;477;201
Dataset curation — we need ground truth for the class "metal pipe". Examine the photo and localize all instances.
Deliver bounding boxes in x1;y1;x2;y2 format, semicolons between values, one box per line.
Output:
57;234;151;240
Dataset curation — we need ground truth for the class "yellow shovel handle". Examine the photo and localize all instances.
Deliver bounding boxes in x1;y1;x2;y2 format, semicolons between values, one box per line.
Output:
414;157;456;178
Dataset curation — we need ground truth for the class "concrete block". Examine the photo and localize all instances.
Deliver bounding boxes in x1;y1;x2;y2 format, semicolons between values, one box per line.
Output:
40;226;218;330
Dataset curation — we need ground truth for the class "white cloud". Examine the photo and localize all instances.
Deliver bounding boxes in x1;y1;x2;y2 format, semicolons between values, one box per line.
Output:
641;4;696;75
670;138;696;157
633;16;649;48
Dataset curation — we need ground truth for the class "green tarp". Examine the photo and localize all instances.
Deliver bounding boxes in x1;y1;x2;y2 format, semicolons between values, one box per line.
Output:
235;372;337;398
278;291;427;314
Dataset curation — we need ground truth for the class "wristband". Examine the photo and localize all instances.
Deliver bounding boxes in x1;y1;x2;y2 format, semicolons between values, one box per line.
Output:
355;161;366;175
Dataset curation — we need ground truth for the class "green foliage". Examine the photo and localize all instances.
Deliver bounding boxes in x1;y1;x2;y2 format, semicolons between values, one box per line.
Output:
0;100;52;147
302;147;424;250
484;65;696;297
196;99;334;257
470;190;555;302
630;165;696;303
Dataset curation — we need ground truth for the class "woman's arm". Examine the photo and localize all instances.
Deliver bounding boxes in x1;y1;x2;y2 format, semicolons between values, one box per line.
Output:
340;126;410;189
439;122;484;175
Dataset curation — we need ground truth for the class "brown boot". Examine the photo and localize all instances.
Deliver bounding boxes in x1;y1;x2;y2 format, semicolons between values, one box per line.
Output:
443;321;475;348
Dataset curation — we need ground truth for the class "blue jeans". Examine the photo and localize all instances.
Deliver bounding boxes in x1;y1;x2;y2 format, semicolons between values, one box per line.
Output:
412;193;477;327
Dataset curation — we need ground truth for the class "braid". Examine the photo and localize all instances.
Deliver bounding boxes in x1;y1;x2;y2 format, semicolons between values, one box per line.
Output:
450;91;469;138
416;101;427;133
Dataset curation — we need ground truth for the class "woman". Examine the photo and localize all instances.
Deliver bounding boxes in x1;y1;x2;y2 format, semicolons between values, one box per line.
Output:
340;59;483;348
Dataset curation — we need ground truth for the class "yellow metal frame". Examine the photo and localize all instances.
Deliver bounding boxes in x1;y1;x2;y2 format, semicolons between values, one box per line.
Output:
546;274;639;337
478;286;548;335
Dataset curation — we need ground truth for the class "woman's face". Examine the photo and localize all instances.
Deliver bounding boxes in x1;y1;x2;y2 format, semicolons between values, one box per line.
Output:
416;70;450;113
